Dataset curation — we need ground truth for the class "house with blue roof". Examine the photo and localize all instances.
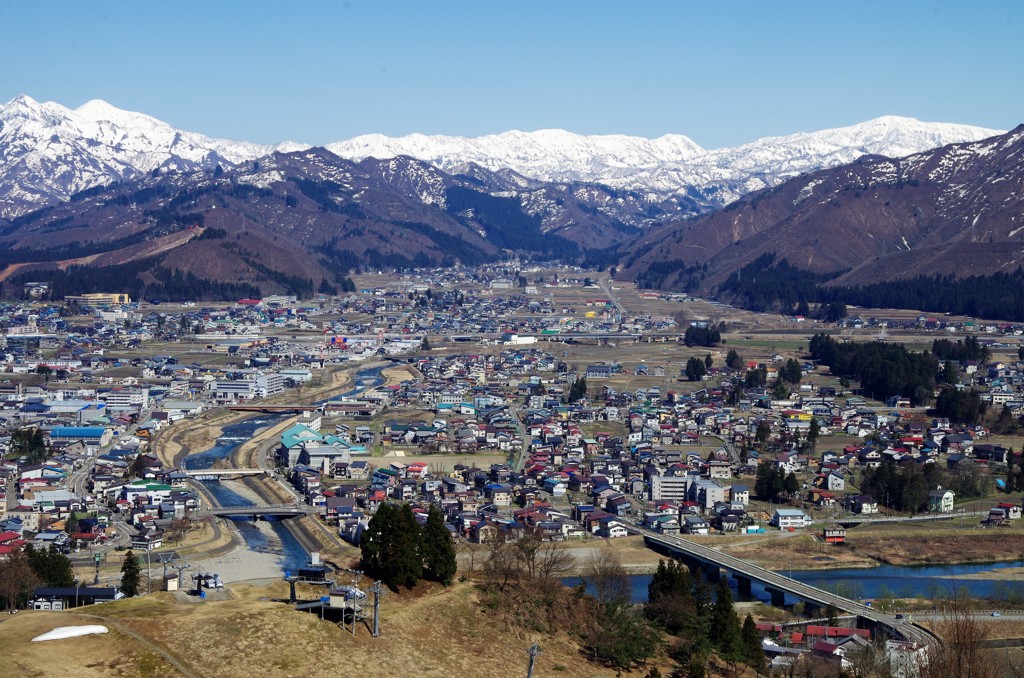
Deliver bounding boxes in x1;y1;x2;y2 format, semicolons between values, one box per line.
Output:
49;426;112;453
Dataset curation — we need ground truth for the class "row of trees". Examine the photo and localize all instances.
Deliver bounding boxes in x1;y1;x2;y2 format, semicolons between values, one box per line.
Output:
360;503;457;588
932;336;991;363
683;324;723;347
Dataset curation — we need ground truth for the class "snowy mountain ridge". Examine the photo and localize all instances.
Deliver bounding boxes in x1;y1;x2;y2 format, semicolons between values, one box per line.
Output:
0;94;1003;218
327;116;1004;204
0;94;306;216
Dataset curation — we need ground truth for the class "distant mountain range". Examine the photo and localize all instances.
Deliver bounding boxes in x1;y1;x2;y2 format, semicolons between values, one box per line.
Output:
0;94;1001;219
0;93;1016;305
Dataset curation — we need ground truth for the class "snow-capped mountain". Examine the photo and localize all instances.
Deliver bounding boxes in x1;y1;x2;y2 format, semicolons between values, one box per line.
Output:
327;117;1004;206
0;94;1003;220
620;124;1024;291
0;94;307;217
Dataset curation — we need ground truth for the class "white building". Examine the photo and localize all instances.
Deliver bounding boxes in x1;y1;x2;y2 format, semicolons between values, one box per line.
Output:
771;508;811;529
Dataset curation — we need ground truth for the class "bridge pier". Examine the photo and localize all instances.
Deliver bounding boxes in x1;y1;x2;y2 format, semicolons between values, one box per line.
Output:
702;564;721;582
765;588;786;607
734;575;752;598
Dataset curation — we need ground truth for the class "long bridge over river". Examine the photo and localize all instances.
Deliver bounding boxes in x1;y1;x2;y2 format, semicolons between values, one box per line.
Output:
639;530;938;648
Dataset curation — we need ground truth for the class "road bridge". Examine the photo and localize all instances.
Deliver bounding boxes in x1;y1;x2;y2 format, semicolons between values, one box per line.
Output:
182;468;266;478
227;404;319;413
197;503;312;518
640;530;938;648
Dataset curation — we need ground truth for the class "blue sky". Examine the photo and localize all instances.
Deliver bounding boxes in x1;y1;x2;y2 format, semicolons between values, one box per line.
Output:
2;1;1021;148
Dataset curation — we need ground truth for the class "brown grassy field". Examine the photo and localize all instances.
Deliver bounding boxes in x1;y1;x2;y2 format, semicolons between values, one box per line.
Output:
723;520;1024;570
0;580;688;678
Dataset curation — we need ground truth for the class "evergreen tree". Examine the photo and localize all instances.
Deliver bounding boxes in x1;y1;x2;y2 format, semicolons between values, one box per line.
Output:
783;471;800;497
25;544;75;587
685;356;707;381
421;337;431;351
704;353;713;369
808;418;820;451
754;420;771;445
709;579;743;660
726;349;744;371
645;559;694;634
120;549;141;597
361;503;423;588
741;613;766;674
567;376;588;403
781;358;802;384
772;378;789;400
691;578;713;648
421;505;457;585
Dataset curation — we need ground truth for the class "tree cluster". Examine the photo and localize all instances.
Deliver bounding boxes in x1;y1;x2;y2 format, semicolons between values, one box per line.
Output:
809;333;938;405
566;376;588;403
645;560;765;674
932;336;990;364
8;427;47;463
934;387;987;425
684;356;707;381
683;324;722;347
0;545;76;610
754;462;799;500
360;503;456;589
725;349;745;371
860;458;990;513
779;358;803;384
580;554;662;671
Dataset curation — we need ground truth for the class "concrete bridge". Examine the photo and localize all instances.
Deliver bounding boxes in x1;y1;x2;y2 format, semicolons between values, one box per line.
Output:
641;531;938;648
227;404;319;413
197;503;311;518
183;468;266;478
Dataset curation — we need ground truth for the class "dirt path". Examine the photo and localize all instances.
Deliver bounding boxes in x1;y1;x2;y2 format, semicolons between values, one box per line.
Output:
72;612;196;677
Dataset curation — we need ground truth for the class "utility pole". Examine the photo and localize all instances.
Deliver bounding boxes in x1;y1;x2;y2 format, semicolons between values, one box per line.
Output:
526;642;541;678
370;580;384;637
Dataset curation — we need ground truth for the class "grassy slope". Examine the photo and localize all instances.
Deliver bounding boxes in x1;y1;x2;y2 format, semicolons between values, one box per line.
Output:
0;580;670;678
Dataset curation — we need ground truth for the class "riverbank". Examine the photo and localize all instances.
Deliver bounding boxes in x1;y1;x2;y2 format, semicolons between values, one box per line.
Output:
151;359;366;470
718;521;1024;570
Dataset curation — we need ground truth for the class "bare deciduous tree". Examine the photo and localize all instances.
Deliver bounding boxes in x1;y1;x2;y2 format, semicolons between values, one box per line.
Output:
583;551;631;606
922;593;1000;678
0;550;41;610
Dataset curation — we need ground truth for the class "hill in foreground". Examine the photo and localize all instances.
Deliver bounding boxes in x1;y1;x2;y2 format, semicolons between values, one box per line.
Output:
0;580;691;678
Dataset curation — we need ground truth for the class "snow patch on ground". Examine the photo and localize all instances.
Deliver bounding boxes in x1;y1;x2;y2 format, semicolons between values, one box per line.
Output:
32;625;109;642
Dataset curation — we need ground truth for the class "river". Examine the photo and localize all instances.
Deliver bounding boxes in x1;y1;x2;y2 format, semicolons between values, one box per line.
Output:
181;363;388;575
567;558;1024;605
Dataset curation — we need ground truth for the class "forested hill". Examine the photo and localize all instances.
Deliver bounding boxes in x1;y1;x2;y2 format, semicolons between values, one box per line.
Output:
619;125;1024;318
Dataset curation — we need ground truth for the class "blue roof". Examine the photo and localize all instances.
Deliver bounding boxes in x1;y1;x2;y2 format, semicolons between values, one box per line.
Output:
51;426;107;437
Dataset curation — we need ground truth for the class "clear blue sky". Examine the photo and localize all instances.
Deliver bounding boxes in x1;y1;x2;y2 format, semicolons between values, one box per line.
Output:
2;1;1021;148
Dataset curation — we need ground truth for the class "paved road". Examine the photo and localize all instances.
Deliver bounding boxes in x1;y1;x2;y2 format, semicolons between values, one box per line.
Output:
600;277;627;318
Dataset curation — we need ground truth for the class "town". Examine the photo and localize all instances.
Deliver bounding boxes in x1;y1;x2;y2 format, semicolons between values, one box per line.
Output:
3;265;1024;677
